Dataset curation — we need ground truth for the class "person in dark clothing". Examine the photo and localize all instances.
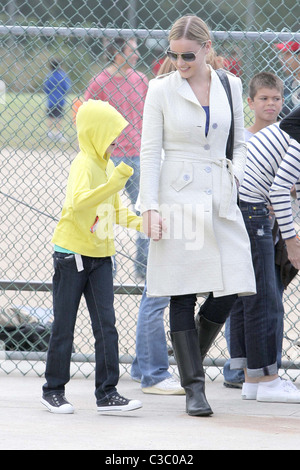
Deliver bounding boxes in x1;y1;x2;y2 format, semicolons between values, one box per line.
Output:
280;105;300;143
44;58;71;142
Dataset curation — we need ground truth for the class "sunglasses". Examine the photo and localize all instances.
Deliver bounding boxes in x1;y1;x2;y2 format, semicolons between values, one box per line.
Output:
166;43;206;62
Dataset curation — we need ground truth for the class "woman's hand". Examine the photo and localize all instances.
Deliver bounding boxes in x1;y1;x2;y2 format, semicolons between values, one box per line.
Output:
142;210;164;241
267;205;275;219
285;236;300;270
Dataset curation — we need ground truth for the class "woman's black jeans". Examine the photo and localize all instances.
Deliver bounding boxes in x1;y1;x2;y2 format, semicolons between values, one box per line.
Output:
43;252;119;404
170;291;237;332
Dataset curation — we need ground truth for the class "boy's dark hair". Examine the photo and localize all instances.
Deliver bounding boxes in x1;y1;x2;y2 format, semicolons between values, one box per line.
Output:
105;38;128;61
249;72;284;100
49;58;60;70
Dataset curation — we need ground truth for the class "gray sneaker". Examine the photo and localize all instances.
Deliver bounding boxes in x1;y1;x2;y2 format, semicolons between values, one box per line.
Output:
41;393;74;414
97;392;142;412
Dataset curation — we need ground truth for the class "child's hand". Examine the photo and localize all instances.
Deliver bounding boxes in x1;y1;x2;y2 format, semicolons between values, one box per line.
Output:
142;210;165;241
114;161;134;175
109;162;134;191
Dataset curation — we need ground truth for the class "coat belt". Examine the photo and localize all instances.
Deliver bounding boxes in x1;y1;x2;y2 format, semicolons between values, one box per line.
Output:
219;158;238;221
164;155;238;221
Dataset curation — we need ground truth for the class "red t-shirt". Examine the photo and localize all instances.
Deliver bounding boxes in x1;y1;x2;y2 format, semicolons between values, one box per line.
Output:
84;69;148;157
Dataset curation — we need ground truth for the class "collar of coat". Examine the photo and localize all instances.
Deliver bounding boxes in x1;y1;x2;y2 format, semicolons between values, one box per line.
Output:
159;65;234;108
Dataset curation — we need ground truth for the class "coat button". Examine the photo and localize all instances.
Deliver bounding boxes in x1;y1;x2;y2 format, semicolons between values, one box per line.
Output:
205;189;212;195
204;144;210;150
205;166;212;173
212;123;218;129
183;174;190;181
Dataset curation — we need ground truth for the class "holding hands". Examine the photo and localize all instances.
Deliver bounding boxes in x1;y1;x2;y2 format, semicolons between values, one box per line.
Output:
142;210;166;241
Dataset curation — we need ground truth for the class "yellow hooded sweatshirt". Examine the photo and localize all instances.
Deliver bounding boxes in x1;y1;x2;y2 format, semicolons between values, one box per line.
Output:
51;99;143;257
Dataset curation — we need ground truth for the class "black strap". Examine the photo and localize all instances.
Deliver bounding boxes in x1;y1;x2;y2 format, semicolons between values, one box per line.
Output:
215;69;234;160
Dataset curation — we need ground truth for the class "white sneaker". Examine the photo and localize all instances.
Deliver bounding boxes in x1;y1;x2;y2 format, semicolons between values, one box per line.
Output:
241;382;258;400
47;131;67;143
257;378;300;403
47;131;56;140
56;133;68;143
142;376;185;395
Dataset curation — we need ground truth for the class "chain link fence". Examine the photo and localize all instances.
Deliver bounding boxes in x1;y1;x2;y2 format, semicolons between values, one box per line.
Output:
0;0;299;381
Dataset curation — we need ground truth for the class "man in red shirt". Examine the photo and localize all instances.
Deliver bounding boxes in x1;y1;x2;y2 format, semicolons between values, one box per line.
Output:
274;41;300;117
85;38;149;279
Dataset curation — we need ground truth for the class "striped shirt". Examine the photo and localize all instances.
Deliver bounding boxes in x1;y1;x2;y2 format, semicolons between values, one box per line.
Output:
239;122;300;239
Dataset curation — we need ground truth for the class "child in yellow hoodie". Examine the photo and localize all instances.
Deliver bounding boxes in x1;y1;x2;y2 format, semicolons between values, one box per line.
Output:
41;100;143;414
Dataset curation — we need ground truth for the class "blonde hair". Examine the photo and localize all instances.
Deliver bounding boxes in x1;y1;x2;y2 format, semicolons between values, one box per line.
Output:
168;15;221;70
157;57;176;75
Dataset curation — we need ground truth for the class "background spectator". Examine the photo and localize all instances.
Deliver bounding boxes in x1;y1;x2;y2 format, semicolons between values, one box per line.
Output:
84;38;149;279
44;58;71;142
274;41;300;117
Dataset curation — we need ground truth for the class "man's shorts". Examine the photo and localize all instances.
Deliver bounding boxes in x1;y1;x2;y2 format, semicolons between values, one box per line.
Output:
47;105;64;119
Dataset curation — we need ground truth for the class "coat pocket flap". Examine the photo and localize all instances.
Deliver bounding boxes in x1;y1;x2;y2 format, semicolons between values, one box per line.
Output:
171;162;193;192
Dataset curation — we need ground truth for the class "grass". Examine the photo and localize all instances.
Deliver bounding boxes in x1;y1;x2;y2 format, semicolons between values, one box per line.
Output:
0;91;253;150
0;91;77;150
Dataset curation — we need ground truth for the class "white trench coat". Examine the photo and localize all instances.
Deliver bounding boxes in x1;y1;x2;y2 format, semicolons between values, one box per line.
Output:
140;67;256;298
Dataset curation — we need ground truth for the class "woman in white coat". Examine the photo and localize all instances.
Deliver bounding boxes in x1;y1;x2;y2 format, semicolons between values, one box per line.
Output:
140;15;256;417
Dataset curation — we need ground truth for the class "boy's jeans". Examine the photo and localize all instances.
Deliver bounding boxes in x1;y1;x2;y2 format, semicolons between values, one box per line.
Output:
230;201;282;377
43;253;119;403
223;261;284;383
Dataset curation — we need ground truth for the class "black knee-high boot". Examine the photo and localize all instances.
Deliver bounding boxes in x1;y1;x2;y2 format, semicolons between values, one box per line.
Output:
195;293;237;359
171;329;213;416
195;314;223;360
